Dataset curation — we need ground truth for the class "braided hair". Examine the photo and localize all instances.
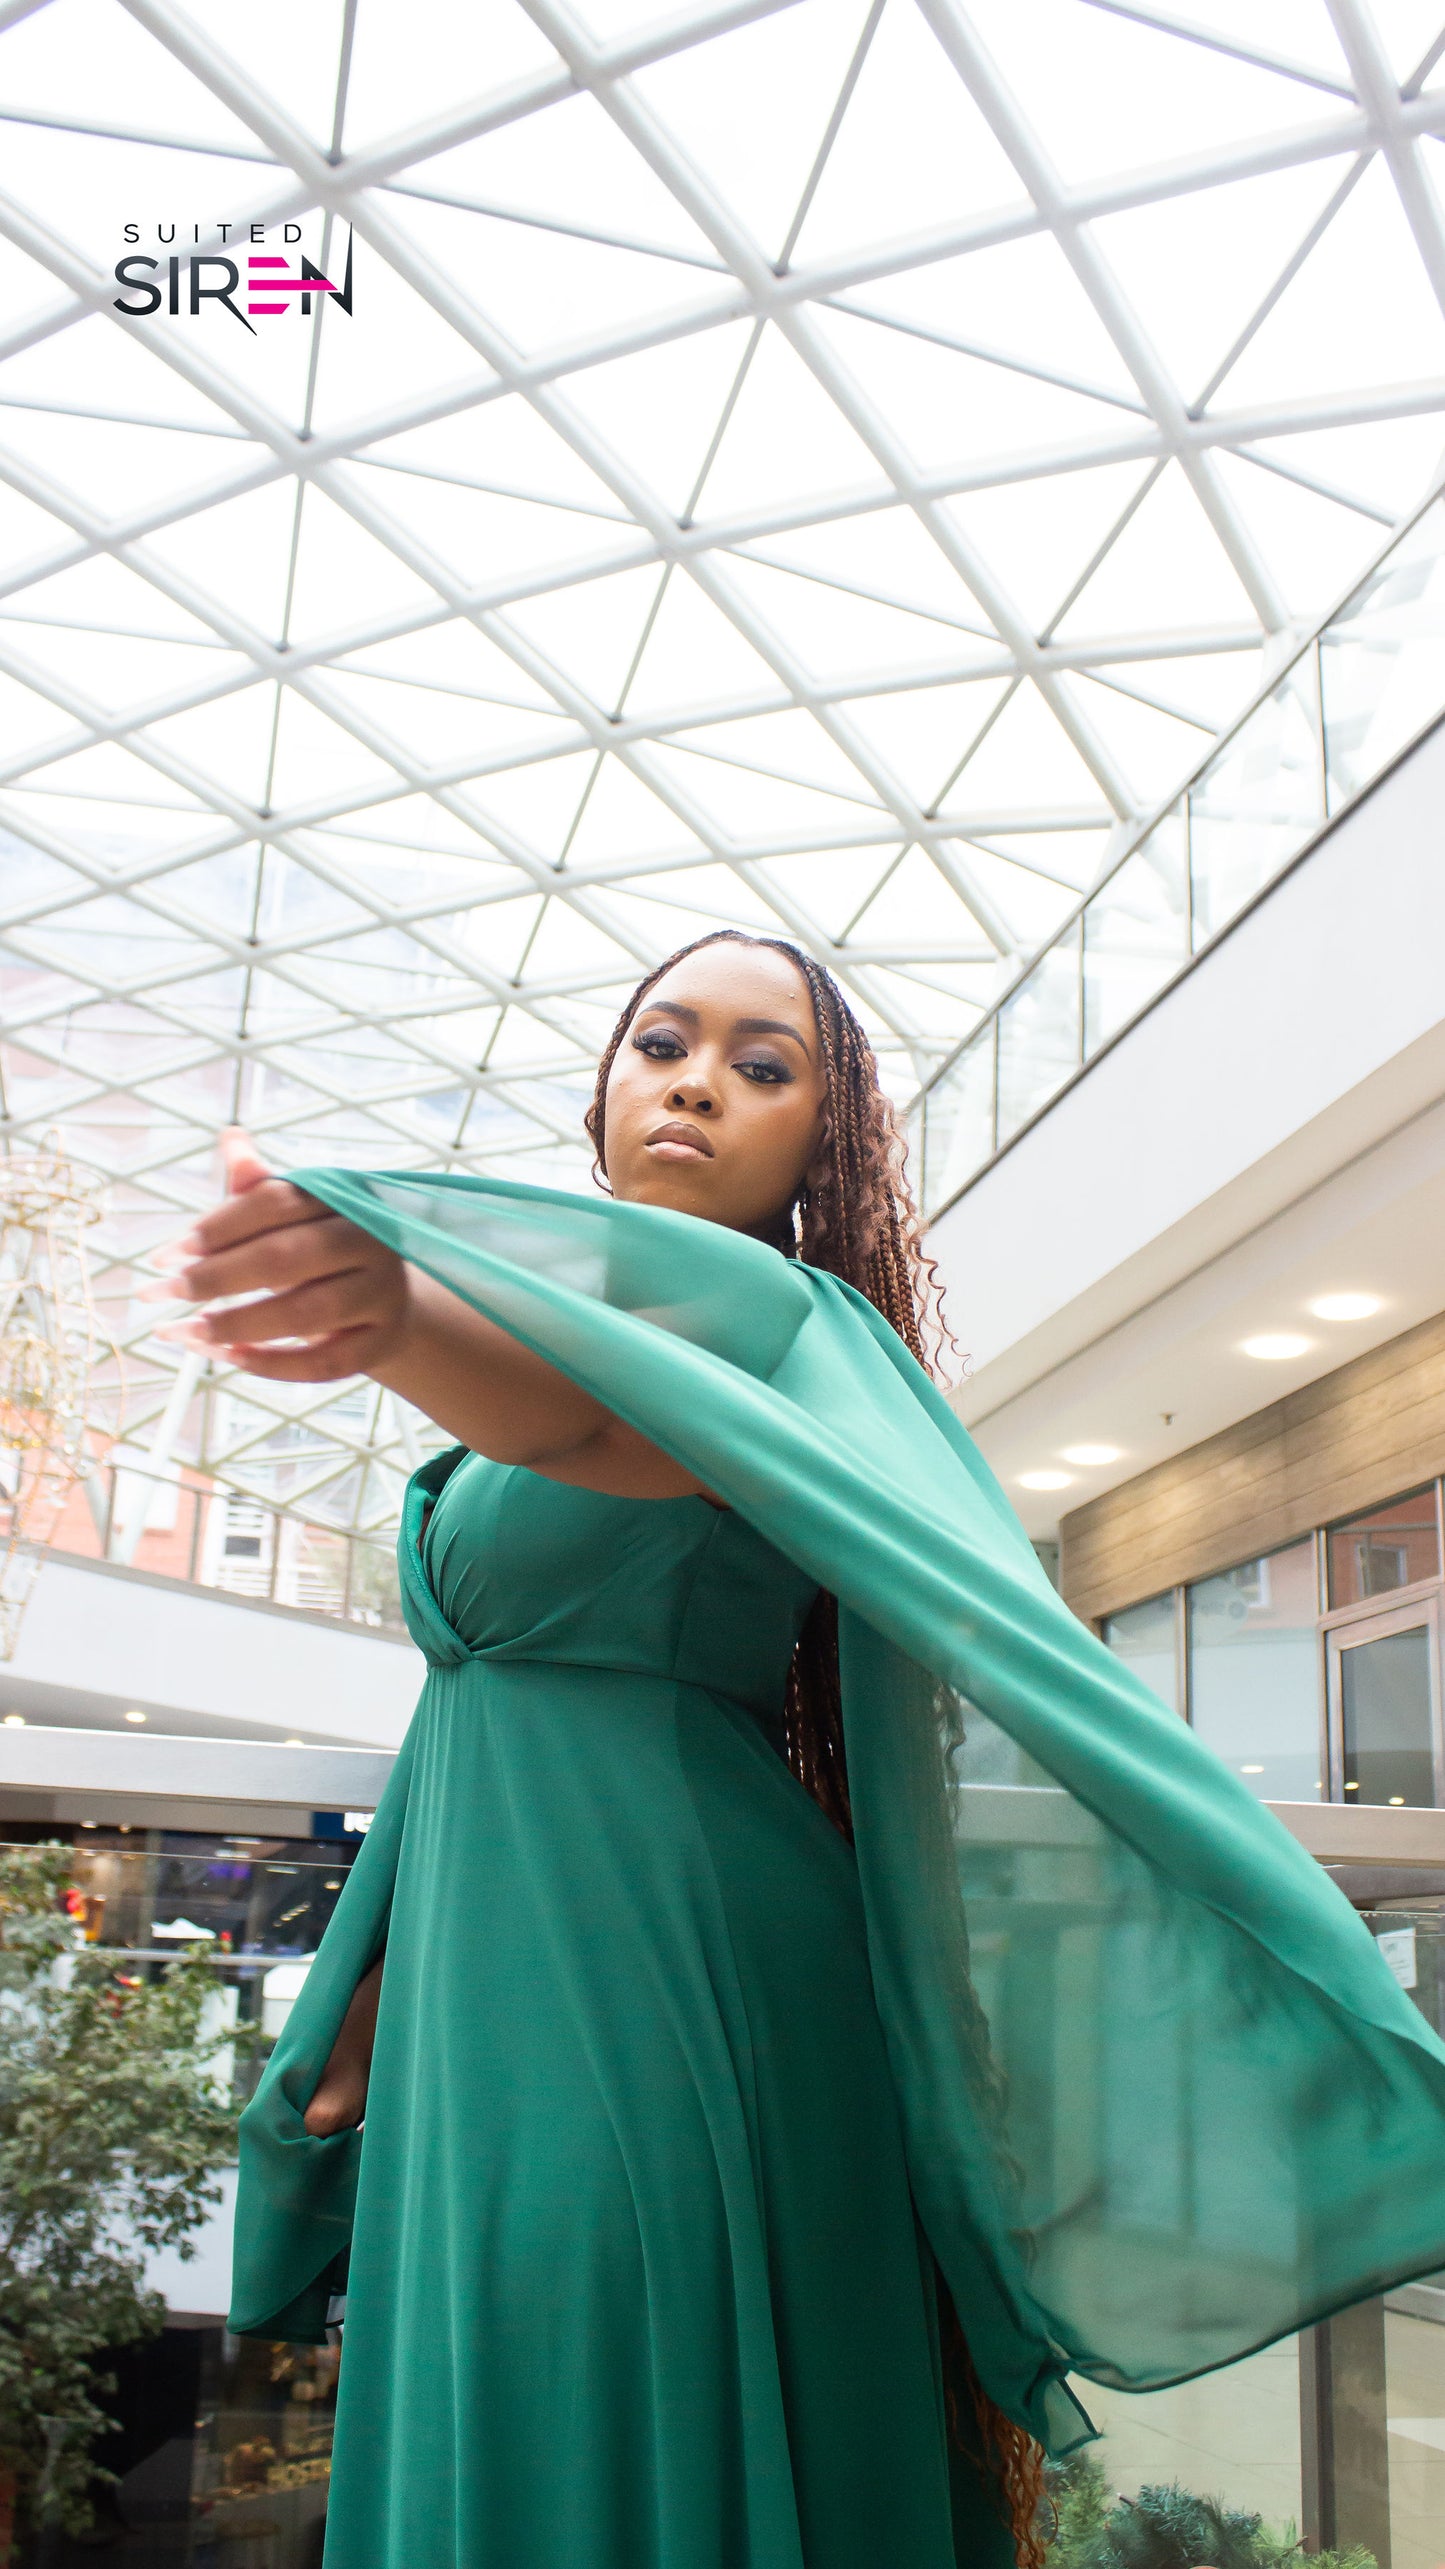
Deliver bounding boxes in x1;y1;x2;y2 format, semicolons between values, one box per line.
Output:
585;929;1048;2568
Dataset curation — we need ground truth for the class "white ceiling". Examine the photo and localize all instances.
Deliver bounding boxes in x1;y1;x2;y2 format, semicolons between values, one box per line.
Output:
5;0;1445;1540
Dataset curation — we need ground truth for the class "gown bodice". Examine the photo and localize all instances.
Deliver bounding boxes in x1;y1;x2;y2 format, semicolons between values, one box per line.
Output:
418;1450;820;1720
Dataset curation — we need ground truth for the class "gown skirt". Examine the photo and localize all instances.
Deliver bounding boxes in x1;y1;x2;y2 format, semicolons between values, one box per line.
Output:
309;1453;1011;2569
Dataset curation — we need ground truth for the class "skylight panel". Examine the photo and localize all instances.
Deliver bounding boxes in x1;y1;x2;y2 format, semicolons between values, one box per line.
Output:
846;231;1142;406
178;0;351;151
741;505;997;629
356;399;630;519
1250;416;1445;519
0;0;262;150
1068;674;1218;804
1052;462;1260;641
318;670;576;773
499;561;667;708
750;846;913;940
304;249;500;438
341;0;564;151
689;324;884;522
453;748;597;863
137;479;306;639
640;742;886;843
1212;159;1445;410
557;756;707;865
719;553;991;687
965;0;1345;186
558;320;756;518
1090;159;1358;407
0;410;268;523
945;461;1153;637
284;486;445;636
268;691;411;808
135;681;278;805
384;195;730;357
618;575;784;717
1211;450;1389;619
787;0;1028;268
412;88;723;265
935;678;1113;814
0;480;72;577
0;666;84;762
812;308;1136;479
336;463;634;597
629;0;879;264
840;676;1013;804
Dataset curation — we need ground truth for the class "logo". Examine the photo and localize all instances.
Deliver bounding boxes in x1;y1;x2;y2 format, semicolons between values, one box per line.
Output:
112;223;355;337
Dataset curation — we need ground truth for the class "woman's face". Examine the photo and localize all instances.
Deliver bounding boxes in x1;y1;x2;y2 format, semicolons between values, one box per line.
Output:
602;942;828;1238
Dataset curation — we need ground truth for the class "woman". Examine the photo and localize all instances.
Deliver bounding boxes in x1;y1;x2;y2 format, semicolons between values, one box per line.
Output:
163;933;1445;2569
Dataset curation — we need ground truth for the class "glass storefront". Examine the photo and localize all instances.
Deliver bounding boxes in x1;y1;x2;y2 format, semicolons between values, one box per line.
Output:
1101;1478;1445;1811
1188;1539;1321;1804
1100;1589;1179;1715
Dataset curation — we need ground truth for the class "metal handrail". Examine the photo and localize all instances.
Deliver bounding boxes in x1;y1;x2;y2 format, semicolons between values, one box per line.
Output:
908;467;1445;1217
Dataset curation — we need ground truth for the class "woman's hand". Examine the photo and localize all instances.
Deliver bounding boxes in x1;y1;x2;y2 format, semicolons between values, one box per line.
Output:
151;1130;411;1383
304;1957;384;2137
156;1128;718;1499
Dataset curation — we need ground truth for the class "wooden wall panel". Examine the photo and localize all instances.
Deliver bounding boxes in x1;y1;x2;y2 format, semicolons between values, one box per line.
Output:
1060;1309;1445;1626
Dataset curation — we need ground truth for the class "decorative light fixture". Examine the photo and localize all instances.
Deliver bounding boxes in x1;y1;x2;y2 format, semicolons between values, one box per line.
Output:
1017;1469;1074;1492
1240;1333;1311;1361
1059;1443;1122;1468
2;1714;24;1728
0;1142;119;1659
1309;1292;1382;1322
1242;1764;1264;1774
124;1709;146;1725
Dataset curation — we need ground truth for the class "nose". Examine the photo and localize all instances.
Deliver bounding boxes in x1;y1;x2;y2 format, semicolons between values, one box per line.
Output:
667;1077;715;1115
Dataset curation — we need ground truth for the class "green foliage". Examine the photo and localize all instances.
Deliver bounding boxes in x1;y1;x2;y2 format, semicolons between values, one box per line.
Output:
1041;2459;1378;2569
0;1842;239;2536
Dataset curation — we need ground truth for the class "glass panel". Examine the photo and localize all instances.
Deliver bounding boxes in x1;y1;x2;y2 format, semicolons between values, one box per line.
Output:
1340;1625;1436;1808
1081;814;1189;1055
1321;495;1445;811
1101;1590;1178;1716
1186;661;1324;947
918;1020;995;1214
1329;1486;1441;1607
1188;1541;1322;1803
1364;1903;1445;2569
994;925;1081;1148
1066;2337;1301;2533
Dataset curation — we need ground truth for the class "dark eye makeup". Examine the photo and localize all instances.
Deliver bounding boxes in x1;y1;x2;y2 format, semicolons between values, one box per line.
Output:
631;1026;792;1084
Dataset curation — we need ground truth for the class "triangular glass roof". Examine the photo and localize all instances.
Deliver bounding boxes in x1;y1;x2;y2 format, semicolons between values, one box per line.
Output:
3;0;1443;1558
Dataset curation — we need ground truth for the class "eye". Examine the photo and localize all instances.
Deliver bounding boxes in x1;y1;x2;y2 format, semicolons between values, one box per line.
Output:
633;1028;685;1060
737;1055;790;1085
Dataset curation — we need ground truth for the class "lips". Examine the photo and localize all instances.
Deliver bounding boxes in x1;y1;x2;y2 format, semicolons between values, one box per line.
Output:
645;1120;714;1158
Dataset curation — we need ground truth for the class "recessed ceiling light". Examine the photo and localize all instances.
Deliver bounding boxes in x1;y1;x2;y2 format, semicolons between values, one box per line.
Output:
2;1714;24;1728
124;1709;146;1724
285;1737;304;1747
1344;1780;1359;1792
1241;1333;1311;1361
1241;1764;1264;1774
1309;1292;1382;1322
1017;1469;1074;1492
1059;1443;1121;1467
1389;1795;1405;1806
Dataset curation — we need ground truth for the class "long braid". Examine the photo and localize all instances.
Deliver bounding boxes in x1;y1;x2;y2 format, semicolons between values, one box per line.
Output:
586;931;1047;2566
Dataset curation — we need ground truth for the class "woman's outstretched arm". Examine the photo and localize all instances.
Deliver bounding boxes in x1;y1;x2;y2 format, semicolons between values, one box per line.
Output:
304;1956;385;2136
155;1132;712;1500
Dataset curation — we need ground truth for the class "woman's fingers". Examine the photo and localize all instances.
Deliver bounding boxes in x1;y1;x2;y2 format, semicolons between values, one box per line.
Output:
176;1263;383;1349
156;1210;362;1309
220;1126;269;1196
215;1332;375;1384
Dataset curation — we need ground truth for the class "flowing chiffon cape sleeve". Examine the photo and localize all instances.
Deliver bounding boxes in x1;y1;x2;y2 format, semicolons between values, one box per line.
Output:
228;1168;1445;2456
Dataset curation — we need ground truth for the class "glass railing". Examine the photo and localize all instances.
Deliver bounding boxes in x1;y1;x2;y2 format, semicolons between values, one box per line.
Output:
910;478;1445;1216
41;1456;407;1634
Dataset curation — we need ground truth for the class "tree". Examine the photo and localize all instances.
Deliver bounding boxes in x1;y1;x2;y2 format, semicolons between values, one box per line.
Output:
0;1842;238;2543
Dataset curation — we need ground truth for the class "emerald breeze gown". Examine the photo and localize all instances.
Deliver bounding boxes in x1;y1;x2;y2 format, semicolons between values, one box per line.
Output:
231;1171;1445;2569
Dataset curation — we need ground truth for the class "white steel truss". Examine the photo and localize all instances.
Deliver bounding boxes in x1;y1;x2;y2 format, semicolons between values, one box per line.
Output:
2;0;1445;1547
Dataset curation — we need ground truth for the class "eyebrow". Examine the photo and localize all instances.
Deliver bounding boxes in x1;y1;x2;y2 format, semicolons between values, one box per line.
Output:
636;999;813;1057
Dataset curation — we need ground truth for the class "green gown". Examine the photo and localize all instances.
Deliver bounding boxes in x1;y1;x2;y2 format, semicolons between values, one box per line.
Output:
231;1170;1445;2567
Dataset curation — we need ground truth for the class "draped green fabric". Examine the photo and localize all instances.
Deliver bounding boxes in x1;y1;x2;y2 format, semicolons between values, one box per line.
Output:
231;1168;1445;2468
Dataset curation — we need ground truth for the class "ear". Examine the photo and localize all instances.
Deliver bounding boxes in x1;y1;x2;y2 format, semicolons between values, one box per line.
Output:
802;1113;832;1196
